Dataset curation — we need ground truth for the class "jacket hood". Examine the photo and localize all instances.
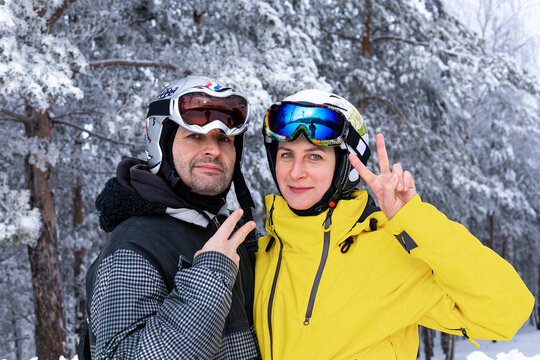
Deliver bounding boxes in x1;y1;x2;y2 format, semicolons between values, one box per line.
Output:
96;157;228;232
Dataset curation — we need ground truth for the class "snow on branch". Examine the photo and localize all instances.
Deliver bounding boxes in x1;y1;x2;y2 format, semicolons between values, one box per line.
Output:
48;0;77;34
0;175;41;246
87;60;177;71
0;108;31;125
361;96;407;121
321;28;458;57
52;118;140;147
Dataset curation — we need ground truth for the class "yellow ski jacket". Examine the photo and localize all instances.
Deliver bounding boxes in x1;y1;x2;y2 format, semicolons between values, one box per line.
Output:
254;191;534;360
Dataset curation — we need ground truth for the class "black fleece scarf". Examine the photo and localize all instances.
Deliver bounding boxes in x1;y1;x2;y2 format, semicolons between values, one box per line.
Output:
96;158;190;232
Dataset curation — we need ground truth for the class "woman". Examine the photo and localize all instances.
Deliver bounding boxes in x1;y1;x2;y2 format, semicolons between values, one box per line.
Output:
253;89;534;359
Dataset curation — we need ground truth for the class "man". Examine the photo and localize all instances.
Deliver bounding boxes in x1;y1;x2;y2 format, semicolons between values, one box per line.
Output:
84;76;260;359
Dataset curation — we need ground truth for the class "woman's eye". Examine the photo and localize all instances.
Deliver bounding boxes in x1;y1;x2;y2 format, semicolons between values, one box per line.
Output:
280;152;292;159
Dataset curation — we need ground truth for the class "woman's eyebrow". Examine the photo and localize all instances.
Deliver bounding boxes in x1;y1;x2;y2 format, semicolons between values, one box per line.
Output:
278;145;328;153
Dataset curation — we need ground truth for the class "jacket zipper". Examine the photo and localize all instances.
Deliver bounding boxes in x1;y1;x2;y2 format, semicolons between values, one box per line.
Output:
266;202;335;358
266;196;282;360
304;206;335;325
267;236;283;360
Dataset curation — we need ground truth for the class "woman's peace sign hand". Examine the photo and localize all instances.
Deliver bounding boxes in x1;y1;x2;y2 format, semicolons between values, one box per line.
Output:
349;133;416;220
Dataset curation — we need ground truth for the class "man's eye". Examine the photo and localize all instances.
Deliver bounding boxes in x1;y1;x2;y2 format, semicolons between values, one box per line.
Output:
280;152;292;159
188;134;199;139
219;136;231;142
309;154;322;160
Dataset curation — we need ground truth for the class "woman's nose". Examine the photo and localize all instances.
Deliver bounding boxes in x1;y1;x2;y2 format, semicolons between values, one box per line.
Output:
289;159;306;180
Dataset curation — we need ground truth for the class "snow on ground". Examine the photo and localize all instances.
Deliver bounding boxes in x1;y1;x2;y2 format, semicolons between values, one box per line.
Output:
18;324;540;360
431;324;540;360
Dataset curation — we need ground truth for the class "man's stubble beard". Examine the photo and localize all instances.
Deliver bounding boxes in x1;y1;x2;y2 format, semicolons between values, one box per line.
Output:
186;157;233;196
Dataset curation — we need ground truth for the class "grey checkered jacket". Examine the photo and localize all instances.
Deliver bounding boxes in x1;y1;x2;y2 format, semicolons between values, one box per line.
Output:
86;158;260;359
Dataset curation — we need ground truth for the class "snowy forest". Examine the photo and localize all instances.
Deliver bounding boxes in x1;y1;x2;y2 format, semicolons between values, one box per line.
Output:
1;0;539;359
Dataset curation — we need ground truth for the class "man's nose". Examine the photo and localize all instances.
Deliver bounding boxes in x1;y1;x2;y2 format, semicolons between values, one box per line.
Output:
201;133;222;157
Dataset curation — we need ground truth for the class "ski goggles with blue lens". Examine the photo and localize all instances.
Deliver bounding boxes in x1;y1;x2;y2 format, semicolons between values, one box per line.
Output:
264;102;348;146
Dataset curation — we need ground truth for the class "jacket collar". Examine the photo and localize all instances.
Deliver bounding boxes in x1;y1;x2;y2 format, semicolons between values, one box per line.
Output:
264;190;386;248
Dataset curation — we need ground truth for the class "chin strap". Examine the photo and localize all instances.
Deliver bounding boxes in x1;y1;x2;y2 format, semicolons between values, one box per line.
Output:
233;171;255;221
233;135;255;222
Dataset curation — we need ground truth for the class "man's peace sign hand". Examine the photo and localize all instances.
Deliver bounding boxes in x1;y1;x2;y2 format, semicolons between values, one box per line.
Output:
194;209;255;268
349;133;416;220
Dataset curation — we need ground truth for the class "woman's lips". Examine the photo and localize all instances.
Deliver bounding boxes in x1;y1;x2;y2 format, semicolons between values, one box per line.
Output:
288;186;312;194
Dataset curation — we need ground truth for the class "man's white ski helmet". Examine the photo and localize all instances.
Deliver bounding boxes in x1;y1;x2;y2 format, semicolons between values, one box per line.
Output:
145;75;250;174
145;75;254;216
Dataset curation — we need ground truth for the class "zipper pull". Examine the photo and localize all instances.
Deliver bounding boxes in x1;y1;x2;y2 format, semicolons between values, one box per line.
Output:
460;328;480;348
323;202;336;230
212;216;221;231
269;195;276;226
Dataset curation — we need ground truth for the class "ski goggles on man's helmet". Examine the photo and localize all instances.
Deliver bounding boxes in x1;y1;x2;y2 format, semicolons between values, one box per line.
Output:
147;90;249;136
264;102;348;146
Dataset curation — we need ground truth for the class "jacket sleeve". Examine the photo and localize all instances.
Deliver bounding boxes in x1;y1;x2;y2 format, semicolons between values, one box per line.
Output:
383;195;535;342
90;248;237;359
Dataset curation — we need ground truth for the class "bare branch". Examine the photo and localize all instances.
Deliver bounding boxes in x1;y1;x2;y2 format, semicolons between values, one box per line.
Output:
52;119;140;147
372;36;459;56
371;20;400;35
360;96;407;121
131;15;156;26
0;108;31;125
321;28;362;42
372;35;429;47
322;28;458;57
48;0;77;34
52;111;95;120
87;59;177;71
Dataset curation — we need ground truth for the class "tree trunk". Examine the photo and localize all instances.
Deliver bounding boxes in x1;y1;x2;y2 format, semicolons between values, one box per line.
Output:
24;107;66;360
422;327;434;360
489;212;494;250
73;174;87;331
441;332;448;356
11;305;22;360
445;334;455;360
537;261;540;330
361;0;372;57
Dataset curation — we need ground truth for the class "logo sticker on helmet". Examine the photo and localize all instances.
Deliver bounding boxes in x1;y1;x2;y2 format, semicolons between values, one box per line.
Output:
347;109;367;136
203;79;223;92
145;117;156;143
155;87;178;100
